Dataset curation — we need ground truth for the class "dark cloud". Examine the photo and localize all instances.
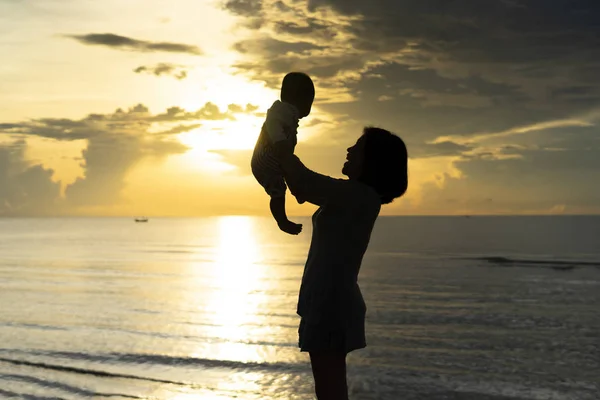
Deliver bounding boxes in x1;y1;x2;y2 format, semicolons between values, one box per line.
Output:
67;33;203;55
302;0;600;55
551;86;600;104
224;0;263;16
231;37;342;87
477;125;600;162
406;122;600;214
232;53;371;91
410;141;473;159
0;123;22;130
273;19;339;41
234;37;324;55
355;63;526;104
219;0;600;215
417;145;600;214
222;0;265;28
134;63;189;80
225;0;600;115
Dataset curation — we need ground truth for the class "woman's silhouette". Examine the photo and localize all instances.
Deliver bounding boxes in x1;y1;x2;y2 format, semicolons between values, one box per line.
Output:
274;127;409;400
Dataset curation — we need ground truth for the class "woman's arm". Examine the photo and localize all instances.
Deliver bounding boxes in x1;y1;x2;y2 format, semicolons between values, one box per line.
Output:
272;141;350;206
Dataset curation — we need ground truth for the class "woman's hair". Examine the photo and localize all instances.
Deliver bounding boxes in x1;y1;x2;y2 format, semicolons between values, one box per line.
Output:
359;127;409;204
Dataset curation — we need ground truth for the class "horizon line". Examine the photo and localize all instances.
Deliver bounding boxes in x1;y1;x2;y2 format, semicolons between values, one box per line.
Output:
1;214;599;218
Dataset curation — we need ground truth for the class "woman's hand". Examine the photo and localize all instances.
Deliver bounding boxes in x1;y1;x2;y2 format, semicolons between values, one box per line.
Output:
272;140;298;178
272;140;295;162
272;139;347;207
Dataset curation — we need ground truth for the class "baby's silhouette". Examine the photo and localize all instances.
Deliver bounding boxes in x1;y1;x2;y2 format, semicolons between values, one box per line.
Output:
251;72;315;235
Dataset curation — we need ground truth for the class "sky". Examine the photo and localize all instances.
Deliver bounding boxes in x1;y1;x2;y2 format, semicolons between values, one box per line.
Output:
1;0;599;217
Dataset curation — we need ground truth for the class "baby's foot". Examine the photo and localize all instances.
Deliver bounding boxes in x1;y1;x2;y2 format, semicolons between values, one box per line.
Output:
279;221;303;235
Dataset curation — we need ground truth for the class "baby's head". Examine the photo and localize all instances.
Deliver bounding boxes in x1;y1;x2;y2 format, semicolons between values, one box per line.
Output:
281;72;315;118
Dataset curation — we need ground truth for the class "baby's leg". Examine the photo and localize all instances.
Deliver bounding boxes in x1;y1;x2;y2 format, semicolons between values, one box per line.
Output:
270;196;302;235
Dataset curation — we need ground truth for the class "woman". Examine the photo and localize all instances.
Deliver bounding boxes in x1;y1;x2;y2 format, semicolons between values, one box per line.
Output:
274;127;409;400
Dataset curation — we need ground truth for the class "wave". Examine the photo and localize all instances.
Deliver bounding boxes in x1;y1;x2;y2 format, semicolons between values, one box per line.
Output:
0;373;143;399
0;387;67;400
0;351;302;383
142;249;200;255
0;357;180;385
469;256;600;269
0;356;184;385
0;322;69;331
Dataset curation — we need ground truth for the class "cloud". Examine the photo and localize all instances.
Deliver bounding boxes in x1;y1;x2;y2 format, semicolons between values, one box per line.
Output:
1;102;258;141
222;0;265;28
0;123;22;130
221;1;600;217
155;123;202;136
4;0;599;215
0;101;260;213
223;0;600;111
63;133;188;207
411;145;600;215
227;103;260;113
401;118;600;215
410;141;473;159
224;0;263;16
399;89;493;109
134;63;189;80
0;141;61;216
67;33;203;55
433;118;595;145
152;102;258;122
234;37;325;55
299;0;600;67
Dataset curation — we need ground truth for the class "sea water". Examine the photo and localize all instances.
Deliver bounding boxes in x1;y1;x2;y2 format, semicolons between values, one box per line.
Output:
0;216;598;399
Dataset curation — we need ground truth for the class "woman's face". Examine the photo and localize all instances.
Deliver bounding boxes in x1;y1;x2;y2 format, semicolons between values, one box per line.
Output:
342;136;366;180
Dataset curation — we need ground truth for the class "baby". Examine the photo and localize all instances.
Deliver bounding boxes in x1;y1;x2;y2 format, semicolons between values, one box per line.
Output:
251;72;315;235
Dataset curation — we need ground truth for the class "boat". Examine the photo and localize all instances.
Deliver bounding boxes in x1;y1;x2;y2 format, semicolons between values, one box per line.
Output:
135;217;149;223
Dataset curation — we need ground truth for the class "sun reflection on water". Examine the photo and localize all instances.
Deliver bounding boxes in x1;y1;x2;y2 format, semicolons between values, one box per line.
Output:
202;216;267;363
166;217;293;399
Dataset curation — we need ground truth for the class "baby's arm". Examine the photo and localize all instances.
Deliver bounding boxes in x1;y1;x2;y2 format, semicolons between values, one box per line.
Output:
270;195;302;235
264;170;302;235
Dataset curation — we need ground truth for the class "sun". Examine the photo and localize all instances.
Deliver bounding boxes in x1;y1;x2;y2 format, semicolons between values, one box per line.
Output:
173;70;276;154
172;114;264;173
179;115;264;152
175;70;277;116
168;71;276;172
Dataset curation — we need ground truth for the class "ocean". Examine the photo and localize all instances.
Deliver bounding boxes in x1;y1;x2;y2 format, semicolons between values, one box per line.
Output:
0;216;598;400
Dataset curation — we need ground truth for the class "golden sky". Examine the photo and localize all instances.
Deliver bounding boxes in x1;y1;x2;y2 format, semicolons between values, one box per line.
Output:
1;0;599;216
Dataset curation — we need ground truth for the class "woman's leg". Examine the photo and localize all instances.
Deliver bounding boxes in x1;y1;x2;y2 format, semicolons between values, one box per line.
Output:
309;351;349;400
